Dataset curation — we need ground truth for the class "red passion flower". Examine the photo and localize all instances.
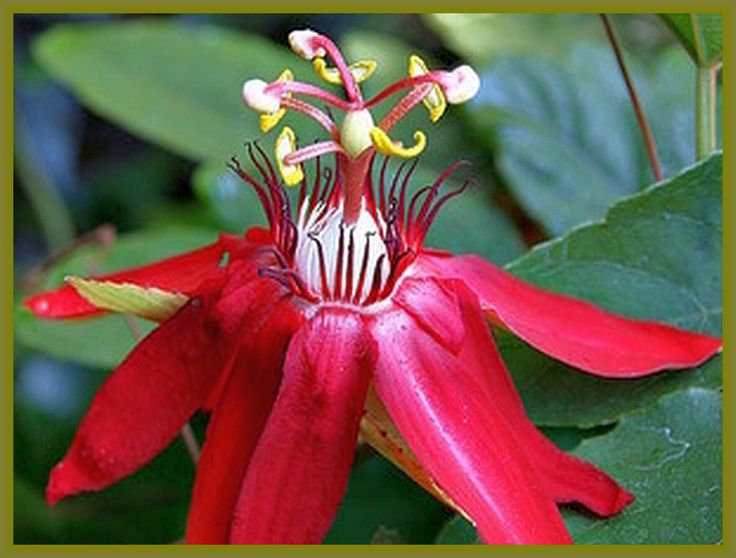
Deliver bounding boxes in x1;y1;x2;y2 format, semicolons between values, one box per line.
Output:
24;29;722;544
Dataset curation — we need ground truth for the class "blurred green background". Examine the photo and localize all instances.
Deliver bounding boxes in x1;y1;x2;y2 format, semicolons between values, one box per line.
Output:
13;13;722;544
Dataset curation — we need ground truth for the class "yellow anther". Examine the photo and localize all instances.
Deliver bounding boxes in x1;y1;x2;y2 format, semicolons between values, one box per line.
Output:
260;108;286;133
313;57;378;85
259;69;293;133
408;54;446;123
275;127;304;186
370;127;427;159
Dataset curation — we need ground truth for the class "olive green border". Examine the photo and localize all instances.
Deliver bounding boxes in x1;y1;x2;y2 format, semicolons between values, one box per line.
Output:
2;1;732;556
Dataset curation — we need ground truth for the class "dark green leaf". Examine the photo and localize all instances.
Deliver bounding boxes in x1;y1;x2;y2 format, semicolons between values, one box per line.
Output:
502;153;722;426
660;14;722;65
16;226;219;369
436;388;721;544
565;387;722;543
472;45;697;235
326;455;450;544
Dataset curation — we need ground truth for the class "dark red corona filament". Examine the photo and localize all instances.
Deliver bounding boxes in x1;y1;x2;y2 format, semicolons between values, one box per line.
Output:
230;148;471;305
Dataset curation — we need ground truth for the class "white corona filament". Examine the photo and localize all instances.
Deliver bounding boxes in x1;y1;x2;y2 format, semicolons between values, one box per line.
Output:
294;200;390;304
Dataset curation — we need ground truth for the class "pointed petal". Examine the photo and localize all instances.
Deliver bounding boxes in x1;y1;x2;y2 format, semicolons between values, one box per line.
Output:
229;308;374;544
46;299;231;505
47;268;282;505
417;253;721;377
186;301;302;543
370;305;571;544
392;276;464;353
25;238;230;320
455;283;634;517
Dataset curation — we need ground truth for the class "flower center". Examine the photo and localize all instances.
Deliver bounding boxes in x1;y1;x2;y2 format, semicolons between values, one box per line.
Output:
294;199;390;305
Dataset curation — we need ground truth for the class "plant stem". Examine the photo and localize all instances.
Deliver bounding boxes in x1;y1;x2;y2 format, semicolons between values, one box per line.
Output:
690;14;718;160
695;64;717;160
600;14;663;182
180;423;201;464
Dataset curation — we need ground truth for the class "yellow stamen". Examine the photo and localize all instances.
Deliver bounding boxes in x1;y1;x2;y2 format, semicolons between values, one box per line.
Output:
260;108;286;133
370;127;426;159
313;57;378;85
408;54;446;123
275;126;304;186
260;69;293;132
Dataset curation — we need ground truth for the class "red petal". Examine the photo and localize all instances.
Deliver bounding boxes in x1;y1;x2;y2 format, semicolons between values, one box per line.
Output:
456;283;633;517
229;308;375;544
392;276;465;353
24;238;231;320
47;267;282;505
417;253;722;377
186;300;302;543
370;305;571;544
23;232;271;321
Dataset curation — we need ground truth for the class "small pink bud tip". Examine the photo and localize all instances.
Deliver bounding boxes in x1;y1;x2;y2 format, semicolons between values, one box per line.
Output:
242;79;281;114
439;65;481;104
288;29;326;60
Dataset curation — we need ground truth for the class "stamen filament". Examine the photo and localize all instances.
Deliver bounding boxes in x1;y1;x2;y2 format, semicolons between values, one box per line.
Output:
284;141;345;166
379;84;434;132
281;97;340;139
309;35;363;103
364;74;442;108
268;80;355;112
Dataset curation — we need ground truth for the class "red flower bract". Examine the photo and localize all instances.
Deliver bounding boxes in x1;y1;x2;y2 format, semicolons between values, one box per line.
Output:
24;29;722;545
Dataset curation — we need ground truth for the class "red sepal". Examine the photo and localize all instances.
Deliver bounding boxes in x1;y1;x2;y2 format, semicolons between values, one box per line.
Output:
418;253;721;377
229;308;375;543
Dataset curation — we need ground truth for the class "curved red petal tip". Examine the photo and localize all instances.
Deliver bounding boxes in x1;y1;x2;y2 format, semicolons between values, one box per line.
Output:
46;459;82;507
418;253;722;377
23;293;50;316
614;488;635;514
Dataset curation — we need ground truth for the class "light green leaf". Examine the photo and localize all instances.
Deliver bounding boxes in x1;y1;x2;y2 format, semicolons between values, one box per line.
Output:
32;20;316;162
661;14;722;66
16;226;218;369
472;45;699;235
502;153;722;427
422;14;598;67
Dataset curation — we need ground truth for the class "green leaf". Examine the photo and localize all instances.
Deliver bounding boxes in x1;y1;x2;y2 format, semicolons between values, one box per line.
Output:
32;20;316;162
192;161;267;234
660;14;722;66
502;152;722;427
326;455;450;544
436;388;721;544
565;387;722;543
16;226;219;369
471;45;698;235
423;13;600;67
